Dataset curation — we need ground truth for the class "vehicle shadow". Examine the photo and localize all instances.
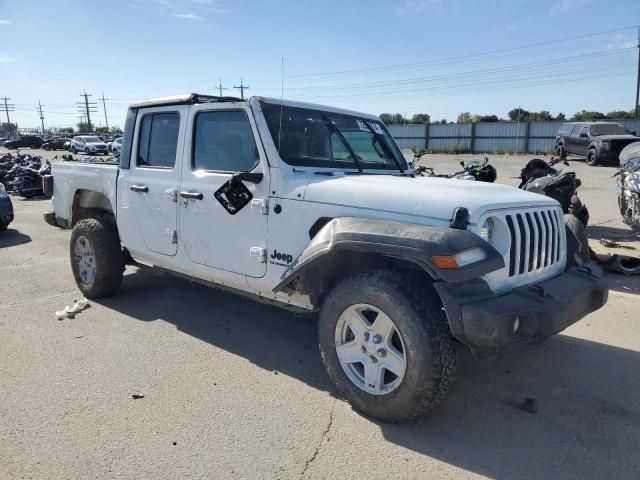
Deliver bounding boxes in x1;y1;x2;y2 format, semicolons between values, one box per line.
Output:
0;228;32;248
97;269;640;480
588;224;639;243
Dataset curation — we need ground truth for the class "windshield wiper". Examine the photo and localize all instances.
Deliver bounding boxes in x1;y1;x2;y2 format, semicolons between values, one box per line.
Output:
360;120;405;174
321;114;363;174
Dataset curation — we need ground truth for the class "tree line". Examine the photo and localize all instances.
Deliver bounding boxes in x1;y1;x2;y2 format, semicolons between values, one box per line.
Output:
379;108;638;125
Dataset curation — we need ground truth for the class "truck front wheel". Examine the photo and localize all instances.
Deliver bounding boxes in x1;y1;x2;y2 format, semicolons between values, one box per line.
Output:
586;148;599;166
318;271;456;423
70;215;124;298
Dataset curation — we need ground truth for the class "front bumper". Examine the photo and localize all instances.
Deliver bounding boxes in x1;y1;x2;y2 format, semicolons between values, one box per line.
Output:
0;195;13;226
435;264;608;358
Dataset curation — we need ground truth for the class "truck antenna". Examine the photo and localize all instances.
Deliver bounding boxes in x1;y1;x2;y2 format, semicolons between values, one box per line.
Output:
278;57;285;153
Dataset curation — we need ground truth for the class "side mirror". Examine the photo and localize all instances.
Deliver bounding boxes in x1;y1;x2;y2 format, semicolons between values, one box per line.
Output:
231;171;263;184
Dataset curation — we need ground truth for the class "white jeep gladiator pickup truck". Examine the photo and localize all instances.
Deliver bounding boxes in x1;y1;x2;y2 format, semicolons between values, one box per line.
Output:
44;94;608;422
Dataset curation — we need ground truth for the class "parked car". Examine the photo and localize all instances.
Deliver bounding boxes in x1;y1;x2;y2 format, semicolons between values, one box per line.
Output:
70;136;109;155
42;138;71;151
0;182;13;231
4;135;44;149
555;122;639;166
44;94;608;423
110;137;123;156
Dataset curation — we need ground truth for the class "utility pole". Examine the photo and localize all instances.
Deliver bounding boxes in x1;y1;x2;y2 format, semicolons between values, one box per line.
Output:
100;92;109;130
2;96;15;135
233;77;249;100
38;100;45;134
635;26;640;119
77;90;97;132
216;77;227;97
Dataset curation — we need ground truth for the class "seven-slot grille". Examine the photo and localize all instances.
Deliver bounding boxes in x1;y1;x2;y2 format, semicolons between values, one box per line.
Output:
504;207;564;278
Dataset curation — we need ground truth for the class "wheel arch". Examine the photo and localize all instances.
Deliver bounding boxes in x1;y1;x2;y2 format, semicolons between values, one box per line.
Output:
272;217;504;307
71;189;114;226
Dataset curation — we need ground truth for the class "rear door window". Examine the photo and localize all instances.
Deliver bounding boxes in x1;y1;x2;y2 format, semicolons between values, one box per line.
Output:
137;112;180;168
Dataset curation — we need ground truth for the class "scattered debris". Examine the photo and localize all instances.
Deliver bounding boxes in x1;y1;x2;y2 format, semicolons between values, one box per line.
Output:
519;398;538;414
55;298;90;320
73;335;84;339
599;238;635;250
172;442;177;446
131;394;145;400
273;370;279;375
591;252;640;275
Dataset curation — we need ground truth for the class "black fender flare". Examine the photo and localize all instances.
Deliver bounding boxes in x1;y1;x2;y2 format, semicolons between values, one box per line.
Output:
272;217;504;294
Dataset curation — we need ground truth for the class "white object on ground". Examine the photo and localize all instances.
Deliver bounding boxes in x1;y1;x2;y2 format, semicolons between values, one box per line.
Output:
55;298;90;320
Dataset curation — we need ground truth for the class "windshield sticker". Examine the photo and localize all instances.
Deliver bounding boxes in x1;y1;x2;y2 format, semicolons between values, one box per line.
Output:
356;119;384;135
369;122;384;135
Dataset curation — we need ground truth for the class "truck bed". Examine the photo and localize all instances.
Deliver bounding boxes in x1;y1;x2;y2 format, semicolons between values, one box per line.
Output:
51;161;119;226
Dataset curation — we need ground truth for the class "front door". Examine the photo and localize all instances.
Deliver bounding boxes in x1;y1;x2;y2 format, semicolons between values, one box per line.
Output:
178;105;270;278
117;106;187;256
575;125;589;155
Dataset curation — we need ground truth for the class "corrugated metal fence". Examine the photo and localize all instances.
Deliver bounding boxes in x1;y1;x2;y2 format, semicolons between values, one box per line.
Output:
388;120;640;153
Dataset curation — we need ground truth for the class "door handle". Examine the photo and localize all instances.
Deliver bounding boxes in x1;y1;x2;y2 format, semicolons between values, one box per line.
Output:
180;191;203;200
130;185;148;193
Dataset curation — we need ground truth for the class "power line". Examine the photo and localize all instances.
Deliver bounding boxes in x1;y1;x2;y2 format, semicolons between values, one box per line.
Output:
38;100;45;133
635;27;640;118
233;77;249;99
216;77;227;97
77;90;97;131
100;92;109;130
2;96;15;135
290;25;639;78
282;48;635;93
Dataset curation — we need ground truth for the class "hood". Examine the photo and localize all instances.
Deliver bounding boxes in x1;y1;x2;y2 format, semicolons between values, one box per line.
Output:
88;142;107;147
596;134;639;141
303;174;558;224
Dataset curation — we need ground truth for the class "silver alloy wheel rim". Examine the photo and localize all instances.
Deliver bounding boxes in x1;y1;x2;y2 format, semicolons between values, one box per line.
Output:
74;235;96;285
335;303;407;396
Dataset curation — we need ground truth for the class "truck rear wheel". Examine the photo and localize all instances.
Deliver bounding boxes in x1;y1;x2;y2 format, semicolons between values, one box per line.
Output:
70;215;124;298
318;271;456;423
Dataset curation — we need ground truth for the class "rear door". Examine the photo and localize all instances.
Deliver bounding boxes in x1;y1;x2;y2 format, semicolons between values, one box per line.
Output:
178;104;270;278
117;106;187;257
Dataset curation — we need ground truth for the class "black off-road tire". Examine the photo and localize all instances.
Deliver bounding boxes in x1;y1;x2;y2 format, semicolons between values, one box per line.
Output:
0;223;8;231
586;148;599;166
565;214;590;265
70;214;124;298
318;271;456;423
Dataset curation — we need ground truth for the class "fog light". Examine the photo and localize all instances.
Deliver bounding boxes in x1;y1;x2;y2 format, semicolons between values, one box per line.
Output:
510;317;521;336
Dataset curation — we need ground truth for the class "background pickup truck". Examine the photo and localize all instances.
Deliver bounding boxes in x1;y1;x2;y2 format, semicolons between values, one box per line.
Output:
44;93;607;423
555;121;639;166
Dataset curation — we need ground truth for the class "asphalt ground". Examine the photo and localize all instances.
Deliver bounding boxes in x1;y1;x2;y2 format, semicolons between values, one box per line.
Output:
1;148;639;479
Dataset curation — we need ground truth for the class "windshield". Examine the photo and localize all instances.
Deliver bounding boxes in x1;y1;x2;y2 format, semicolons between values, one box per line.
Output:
84;136;102;143
590;124;629;136
260;101;407;171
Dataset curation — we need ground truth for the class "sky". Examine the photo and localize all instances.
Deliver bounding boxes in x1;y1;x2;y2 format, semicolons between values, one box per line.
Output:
0;0;639;130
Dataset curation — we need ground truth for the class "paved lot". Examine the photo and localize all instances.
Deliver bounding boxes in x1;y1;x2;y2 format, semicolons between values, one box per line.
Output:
1;149;640;479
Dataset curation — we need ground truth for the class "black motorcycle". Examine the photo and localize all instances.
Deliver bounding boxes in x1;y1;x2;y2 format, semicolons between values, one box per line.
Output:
518;155;589;226
412;151;497;182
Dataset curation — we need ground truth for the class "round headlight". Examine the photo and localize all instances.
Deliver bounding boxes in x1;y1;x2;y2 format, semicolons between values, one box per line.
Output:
479;218;494;244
